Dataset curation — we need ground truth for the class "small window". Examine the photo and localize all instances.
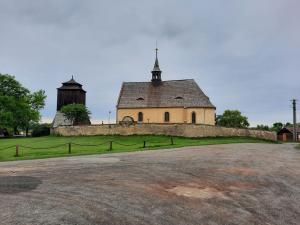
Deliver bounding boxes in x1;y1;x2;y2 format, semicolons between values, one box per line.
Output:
136;97;144;100
164;112;170;122
138;112;143;122
175;96;184;100
192;112;196;124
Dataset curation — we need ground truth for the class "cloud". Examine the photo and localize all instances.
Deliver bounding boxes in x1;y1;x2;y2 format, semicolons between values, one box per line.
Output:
0;0;299;126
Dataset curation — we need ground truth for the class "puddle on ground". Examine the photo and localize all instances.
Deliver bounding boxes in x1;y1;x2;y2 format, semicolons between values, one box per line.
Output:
0;176;42;194
167;186;228;199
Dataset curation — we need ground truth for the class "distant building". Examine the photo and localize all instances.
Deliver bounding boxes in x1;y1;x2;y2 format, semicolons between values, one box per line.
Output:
116;49;216;124
277;127;300;142
52;76;90;127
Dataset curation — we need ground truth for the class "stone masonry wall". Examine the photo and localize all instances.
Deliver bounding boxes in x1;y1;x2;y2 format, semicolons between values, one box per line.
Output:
51;124;277;141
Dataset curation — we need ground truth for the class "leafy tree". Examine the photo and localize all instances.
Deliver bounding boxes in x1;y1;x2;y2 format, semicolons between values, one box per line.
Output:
285;122;292;127
61;104;91;125
216;110;249;128
271;122;283;133
256;124;270;131
0;74;46;135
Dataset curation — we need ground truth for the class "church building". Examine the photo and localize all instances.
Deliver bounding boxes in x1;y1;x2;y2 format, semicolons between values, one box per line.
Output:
116;50;216;125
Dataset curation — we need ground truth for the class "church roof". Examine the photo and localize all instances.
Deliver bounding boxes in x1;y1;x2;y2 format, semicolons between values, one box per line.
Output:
117;79;215;109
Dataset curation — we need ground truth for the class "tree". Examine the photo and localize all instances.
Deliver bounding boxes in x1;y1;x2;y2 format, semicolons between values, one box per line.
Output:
271;122;283;133
0;74;46;135
285;122;292;127
216;110;249;128
256;124;270;131
61;104;91;125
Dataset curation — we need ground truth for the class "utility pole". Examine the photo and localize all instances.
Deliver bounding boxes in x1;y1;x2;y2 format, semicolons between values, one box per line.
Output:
292;99;297;142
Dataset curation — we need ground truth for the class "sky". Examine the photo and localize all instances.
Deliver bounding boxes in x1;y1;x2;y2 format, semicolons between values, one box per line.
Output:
0;0;299;126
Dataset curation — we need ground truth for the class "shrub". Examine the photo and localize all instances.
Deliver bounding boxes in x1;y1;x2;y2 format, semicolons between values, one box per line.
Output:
31;123;50;137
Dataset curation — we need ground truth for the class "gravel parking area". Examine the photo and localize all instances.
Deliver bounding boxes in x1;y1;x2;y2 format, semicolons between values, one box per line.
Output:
0;143;299;225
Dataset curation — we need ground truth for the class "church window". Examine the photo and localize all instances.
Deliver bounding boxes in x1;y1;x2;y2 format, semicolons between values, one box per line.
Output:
138;112;143;122
164;112;170;122
192;112;196;124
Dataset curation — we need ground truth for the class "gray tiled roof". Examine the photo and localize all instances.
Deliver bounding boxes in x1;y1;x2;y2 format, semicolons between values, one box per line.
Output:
117;79;215;109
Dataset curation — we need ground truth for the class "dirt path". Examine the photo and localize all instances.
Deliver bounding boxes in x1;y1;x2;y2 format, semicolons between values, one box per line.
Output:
0;143;299;225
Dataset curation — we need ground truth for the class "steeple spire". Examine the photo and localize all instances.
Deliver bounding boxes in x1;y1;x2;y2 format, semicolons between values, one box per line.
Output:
151;46;162;84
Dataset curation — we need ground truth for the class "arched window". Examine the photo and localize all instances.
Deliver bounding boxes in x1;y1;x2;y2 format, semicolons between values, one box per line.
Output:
192;112;196;124
164;112;170;122
138;112;143;122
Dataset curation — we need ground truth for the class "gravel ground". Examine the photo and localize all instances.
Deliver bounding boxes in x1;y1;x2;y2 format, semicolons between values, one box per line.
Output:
0;143;299;225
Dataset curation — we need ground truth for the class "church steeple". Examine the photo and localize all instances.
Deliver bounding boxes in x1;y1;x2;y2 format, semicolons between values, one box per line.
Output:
151;47;162;84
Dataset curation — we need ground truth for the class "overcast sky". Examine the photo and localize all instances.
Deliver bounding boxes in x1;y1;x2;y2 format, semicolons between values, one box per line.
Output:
0;0;299;126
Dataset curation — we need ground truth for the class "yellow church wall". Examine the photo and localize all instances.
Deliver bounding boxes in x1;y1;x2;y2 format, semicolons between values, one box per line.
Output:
186;108;216;125
117;107;215;125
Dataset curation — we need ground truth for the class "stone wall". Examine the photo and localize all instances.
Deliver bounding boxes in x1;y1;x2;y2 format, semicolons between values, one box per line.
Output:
51;124;277;141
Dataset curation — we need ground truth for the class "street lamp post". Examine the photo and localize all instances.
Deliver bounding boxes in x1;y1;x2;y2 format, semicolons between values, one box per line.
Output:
108;111;111;124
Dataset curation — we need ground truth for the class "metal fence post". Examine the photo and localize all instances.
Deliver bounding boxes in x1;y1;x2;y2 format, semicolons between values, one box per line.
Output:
68;143;71;154
171;137;174;145
15;145;19;157
143;141;146;148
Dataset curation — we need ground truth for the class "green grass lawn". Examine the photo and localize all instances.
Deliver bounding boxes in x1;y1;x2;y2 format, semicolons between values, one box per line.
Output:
0;135;276;162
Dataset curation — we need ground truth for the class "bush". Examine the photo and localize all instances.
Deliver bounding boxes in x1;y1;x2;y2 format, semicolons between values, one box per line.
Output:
0;128;11;137
31;123;50;137
61;103;91;125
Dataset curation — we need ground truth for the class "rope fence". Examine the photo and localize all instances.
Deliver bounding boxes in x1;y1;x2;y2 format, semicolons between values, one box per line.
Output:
1;136;195;158
0;145;16;151
72;141;110;147
19;144;67;150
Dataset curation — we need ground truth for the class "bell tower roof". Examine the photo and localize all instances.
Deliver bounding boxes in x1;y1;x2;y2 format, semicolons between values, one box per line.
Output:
58;76;85;91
